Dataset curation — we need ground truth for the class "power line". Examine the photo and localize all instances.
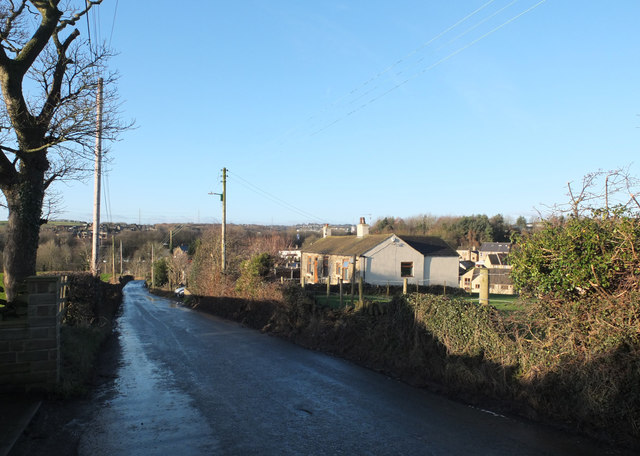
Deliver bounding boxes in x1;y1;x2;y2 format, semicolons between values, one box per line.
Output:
102;169;112;224
159;224;184;247
227;171;325;223
92;1;100;45
439;0;520;50
85;4;93;55
308;0;548;137
275;0;499;147
274;0;547;143
108;0;119;48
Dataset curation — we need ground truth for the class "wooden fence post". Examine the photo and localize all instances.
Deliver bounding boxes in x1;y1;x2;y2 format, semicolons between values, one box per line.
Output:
479;268;489;306
350;255;356;305
326;278;331;305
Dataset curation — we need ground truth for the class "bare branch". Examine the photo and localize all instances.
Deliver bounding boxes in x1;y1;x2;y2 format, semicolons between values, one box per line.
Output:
544;166;640;220
13;1;61;72
55;0;103;33
0;1;29;59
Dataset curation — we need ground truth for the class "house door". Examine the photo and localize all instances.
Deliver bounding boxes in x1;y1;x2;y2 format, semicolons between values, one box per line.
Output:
313;258;318;284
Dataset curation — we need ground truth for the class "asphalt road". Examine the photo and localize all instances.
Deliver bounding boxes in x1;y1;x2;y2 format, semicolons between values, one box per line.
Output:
14;281;619;455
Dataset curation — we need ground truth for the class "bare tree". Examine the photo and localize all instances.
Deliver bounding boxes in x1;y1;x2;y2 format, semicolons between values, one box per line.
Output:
559;167;640;218
167;247;189;288
0;1;130;301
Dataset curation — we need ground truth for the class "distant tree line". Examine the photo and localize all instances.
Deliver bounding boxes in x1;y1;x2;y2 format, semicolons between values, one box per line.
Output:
369;213;529;248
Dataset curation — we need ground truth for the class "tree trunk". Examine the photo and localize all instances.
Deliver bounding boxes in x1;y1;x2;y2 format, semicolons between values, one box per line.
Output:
2;169;46;302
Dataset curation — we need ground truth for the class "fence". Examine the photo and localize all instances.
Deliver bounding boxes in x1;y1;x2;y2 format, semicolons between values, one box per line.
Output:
58;275;69;315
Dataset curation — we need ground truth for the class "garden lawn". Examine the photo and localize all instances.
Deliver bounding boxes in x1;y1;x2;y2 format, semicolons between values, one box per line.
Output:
462;293;524;312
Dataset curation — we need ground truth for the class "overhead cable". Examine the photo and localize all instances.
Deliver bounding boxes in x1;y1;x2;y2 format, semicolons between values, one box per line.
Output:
227;171;325;223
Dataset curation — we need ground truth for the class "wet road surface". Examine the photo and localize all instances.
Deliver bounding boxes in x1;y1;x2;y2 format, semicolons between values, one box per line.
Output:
25;281;618;454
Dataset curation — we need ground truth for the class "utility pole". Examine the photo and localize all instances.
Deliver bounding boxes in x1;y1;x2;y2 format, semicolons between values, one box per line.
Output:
111;235;116;283
221;167;227;274
208;167;227;274
90;77;103;276
120;239;123;275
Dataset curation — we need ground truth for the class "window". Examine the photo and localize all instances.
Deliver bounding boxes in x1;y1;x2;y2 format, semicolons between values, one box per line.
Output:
400;262;413;277
464;278;471;285
322;257;329;277
343;259;351;281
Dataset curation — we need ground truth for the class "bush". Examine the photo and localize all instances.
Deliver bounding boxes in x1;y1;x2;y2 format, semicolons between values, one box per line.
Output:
152;258;168;287
235;253;274;298
510;214;640;298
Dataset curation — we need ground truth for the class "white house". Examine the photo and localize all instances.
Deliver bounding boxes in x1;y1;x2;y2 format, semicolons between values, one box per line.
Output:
301;219;459;287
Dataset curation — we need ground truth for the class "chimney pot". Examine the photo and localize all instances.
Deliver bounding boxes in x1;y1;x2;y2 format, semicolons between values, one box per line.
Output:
357;217;369;238
322;224;332;238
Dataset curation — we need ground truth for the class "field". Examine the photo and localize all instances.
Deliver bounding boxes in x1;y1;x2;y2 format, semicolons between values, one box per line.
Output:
311;289;525;313
461;293;525;312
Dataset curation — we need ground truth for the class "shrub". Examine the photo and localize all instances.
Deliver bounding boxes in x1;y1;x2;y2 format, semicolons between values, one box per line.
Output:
510;214;640;298
235;253;274;298
152;258;168;287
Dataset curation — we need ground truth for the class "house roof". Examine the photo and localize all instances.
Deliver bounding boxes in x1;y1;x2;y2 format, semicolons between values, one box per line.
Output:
486;253;508;266
479;242;511;253
302;234;458;258
400;236;458;257
471;268;513;285
489;270;513;285
302;234;393;256
459;260;475;271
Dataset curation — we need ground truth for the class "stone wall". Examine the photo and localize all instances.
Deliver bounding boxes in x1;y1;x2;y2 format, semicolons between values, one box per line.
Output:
0;276;64;393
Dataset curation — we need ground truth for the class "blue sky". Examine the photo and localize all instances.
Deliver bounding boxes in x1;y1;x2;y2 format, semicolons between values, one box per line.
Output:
37;1;640;226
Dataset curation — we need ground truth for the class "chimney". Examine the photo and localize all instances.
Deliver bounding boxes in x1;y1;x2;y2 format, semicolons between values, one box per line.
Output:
322;223;332;238
357;217;369;238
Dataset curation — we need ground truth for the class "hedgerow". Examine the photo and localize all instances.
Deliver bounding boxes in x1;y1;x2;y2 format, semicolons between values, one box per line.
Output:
510;213;640;299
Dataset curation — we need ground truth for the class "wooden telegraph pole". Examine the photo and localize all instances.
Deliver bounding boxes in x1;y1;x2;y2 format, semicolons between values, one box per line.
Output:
209;167;227;274
90;78;103;276
221;167;227;274
111;235;116;283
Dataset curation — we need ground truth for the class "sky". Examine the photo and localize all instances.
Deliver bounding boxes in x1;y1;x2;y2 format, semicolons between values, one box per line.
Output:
16;0;640;226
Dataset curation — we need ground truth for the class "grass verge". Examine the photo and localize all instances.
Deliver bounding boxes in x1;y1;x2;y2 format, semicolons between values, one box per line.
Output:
54;274;131;397
58;325;106;396
461;293;526;312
